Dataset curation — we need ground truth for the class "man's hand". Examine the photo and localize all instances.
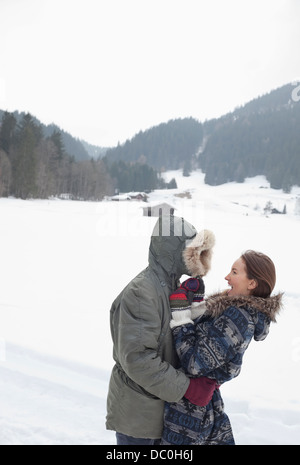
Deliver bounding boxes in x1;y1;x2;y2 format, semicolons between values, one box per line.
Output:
184;377;217;407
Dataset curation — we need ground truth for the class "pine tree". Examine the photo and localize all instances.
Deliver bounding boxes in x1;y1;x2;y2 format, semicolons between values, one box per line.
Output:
11;114;42;199
50;130;65;161
0;149;12;196
0;111;17;154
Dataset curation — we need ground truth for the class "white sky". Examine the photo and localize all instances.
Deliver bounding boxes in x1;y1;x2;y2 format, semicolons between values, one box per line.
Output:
1;0;300;147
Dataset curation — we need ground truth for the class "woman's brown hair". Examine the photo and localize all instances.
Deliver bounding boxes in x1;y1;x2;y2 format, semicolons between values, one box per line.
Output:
241;250;276;298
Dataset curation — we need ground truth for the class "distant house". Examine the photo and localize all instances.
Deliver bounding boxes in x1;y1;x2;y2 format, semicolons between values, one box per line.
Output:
105;192;148;202
128;192;149;202
110;194;132;201
142;202;176;217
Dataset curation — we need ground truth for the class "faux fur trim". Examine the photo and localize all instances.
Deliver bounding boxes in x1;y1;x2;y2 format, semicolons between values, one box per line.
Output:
205;292;283;322
183;230;216;277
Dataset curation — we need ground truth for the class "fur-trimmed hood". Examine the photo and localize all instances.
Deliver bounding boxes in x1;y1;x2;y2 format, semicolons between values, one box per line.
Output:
183;229;216;277
149;216;215;287
205;292;283;322
203;292;283;341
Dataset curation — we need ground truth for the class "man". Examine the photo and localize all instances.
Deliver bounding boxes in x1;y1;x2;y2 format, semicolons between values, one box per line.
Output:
106;215;215;445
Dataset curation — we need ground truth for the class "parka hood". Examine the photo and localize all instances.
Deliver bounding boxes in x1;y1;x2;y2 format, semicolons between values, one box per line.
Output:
205;292;283;341
183;228;216;277
148;216;215;288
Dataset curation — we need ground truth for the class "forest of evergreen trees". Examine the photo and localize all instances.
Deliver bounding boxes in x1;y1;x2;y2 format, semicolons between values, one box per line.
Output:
1;83;299;199
200;84;300;192
103;84;300;192
0;111;174;200
103;159;176;193
0;112;113;200
104;118;203;172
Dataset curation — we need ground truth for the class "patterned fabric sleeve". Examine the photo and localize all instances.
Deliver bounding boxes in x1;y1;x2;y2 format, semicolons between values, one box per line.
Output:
172;306;254;382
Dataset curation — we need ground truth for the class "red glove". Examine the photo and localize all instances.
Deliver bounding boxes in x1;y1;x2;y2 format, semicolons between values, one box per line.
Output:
184;377;217;407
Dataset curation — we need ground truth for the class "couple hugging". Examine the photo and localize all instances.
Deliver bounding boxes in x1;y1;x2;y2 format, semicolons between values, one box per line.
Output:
106;215;282;445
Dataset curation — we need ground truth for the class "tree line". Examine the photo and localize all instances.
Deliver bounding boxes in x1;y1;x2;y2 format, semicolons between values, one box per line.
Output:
0;112;113;200
0;112;111;199
104;118;203;172
0;111;175;200
103;159;177;193
3;83;298;199
104;84;300;192
200;84;300;192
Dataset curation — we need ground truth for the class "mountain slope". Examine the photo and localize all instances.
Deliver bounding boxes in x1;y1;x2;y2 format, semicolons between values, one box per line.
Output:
200;83;300;191
104;117;203;171
0;110;90;161
3;81;299;191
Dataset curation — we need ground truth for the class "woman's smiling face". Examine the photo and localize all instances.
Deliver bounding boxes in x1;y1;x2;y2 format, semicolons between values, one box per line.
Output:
225;257;257;296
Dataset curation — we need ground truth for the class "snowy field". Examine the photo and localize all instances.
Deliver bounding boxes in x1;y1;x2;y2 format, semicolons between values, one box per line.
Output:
0;170;300;445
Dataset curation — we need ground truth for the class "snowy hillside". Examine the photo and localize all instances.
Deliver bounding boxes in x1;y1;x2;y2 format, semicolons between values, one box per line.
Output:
1;170;300;445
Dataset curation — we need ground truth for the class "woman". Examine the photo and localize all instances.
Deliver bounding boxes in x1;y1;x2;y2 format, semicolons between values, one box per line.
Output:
161;250;283;445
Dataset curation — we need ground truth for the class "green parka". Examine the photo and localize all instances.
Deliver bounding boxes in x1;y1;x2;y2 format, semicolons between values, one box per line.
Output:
106;216;215;439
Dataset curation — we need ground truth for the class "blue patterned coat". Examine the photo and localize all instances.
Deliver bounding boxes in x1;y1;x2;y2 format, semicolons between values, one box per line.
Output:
161;292;282;445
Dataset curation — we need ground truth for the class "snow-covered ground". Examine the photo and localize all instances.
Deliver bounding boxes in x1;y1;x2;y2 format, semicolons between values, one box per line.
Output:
0;170;300;445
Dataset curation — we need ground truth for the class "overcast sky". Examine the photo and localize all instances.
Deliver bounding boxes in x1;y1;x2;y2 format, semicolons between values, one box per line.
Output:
1;0;300;147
